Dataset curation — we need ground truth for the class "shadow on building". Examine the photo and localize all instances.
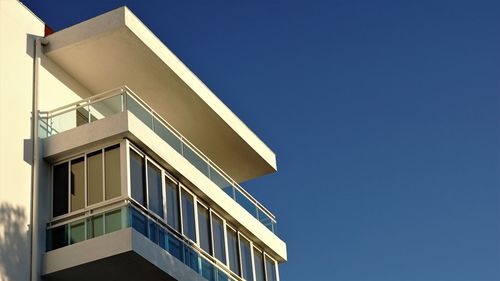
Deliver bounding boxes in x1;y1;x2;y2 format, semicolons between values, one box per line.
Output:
0;203;29;281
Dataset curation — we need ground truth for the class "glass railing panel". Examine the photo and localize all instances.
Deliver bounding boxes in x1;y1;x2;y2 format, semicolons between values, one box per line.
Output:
89;94;123;121
201;258;216;281
258;209;276;233
49;109;78;135
153;118;182;154
46;224;68;251
126;94;153;129
209;167;235;199
235;189;257;217
69;220;86;245
182;144;210;177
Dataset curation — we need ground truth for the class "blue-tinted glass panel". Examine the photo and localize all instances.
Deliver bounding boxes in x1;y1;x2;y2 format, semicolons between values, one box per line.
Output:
130;149;146;206
153;119;182;153
148;219;159;244
209;167;234;198
166;178;180;231
227;227;240;275
201;259;215;281
235;189;257;217
53;163;68;217
240;236;253;281
159;228;167;249
265;256;277;281
217;270;230;281
181;190;196;241
197;204;211;253
147;162;163;218
167;233;183;260
184;246;200;273
211;214;226;263
131;208;147;236
254;249;265;281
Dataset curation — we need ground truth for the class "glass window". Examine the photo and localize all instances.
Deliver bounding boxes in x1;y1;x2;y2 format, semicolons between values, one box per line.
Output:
70;157;85;212
167;233;183;260
197;204;211;253
105;145;121;199
227;227;240;275
181;190;196;241
166;177;180;231
253;248;265;281
147;161;163;217
130;149;146;206
53;162;69;217
240;236;253;281
87;150;103;205
211;213;226;263
265;256;277;281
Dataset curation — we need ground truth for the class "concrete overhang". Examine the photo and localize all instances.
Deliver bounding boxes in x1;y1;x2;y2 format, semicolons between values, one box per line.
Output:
43;6;276;183
43;228;206;281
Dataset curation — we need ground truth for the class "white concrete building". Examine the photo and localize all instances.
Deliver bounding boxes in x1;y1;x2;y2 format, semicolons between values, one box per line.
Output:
0;1;287;280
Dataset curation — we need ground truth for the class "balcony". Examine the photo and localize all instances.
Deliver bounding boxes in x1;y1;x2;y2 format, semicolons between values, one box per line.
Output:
39;86;277;233
44;201;244;281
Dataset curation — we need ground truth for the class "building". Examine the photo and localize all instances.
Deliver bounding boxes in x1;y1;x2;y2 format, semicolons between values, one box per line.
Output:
0;1;287;280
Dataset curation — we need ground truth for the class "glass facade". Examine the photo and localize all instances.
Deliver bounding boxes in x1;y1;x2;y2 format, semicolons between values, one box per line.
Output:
198;204;211;253
130;149;146;206
147;161;163;217
227;227;240;275
53;162;68;217
50;142;281;281
70;157;85;212
181;189;196;241
87;150;103;205
166;177;180;231
212;213;226;264
240;236;253;281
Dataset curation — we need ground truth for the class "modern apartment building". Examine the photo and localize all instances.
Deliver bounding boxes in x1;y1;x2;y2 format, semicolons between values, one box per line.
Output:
0;1;287;280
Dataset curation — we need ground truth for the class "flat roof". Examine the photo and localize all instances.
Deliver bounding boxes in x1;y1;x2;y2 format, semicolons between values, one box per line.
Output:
43;6;277;183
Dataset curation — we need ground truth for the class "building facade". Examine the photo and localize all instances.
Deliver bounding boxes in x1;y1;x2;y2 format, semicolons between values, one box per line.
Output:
0;1;287;280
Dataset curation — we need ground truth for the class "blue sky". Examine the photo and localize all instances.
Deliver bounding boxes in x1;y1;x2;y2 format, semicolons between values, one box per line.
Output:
23;0;500;280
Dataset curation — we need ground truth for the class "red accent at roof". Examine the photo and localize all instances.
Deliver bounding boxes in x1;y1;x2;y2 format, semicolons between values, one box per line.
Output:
44;24;54;36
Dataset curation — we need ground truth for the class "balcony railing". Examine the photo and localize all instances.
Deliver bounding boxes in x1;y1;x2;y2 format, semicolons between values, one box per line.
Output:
39;86;277;233
46;201;239;281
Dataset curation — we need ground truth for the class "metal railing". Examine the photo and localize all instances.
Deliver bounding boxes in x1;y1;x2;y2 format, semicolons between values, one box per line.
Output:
46;201;240;281
40;86;277;233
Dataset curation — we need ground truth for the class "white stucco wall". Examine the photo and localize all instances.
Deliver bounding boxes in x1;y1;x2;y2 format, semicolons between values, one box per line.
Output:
0;1;93;280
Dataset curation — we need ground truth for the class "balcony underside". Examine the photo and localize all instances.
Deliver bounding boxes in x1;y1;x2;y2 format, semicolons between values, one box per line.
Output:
43;228;205;281
43;6;276;183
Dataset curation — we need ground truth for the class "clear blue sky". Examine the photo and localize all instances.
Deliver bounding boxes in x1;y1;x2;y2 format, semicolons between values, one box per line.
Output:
23;0;500;280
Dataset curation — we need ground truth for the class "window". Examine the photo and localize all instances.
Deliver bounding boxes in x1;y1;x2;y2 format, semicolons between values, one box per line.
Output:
104;145;121;199
87;150;103;205
253;248;265;281
70;157;85;212
181;189;196;241
240;235;253;281
227;226;240;275
53;162;68;217
147;161;163;217
166;177;180;231
211;213;226;263
197;203;211;253
265;256;277;281
130;149;146;206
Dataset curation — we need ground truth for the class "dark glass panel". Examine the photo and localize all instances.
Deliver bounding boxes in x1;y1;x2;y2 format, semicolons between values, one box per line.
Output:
53;163;68;217
197;204;211;253
166;177;180;231
130;149;146;206
147;162;163;217
211;214;226;263
181;190;196;241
